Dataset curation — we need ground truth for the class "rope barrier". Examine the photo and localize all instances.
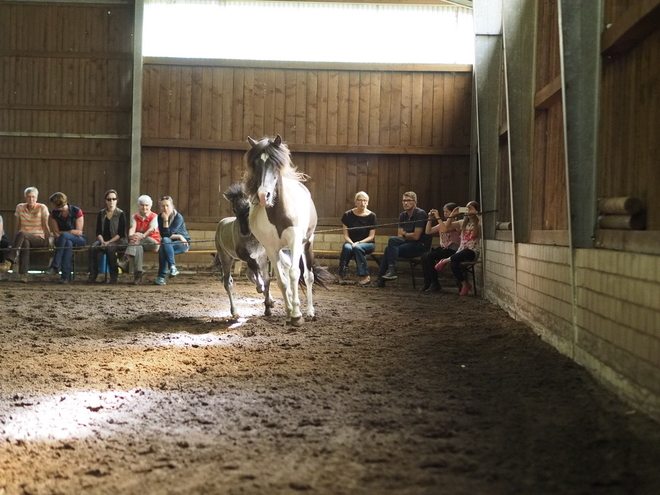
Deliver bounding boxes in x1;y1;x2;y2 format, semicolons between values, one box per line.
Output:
0;237;216;254
0;210;497;253
314;209;497;234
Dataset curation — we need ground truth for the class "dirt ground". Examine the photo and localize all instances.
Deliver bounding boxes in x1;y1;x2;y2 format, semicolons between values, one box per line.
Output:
1;268;660;495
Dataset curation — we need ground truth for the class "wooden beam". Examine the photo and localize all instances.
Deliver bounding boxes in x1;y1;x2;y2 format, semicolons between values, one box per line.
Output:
144;57;473;73
0;154;129;161
0;50;132;60
534;76;562;110
528;229;569;246
141;138;470;156
0;104;131;113
594;229;660;256
601;0;660;56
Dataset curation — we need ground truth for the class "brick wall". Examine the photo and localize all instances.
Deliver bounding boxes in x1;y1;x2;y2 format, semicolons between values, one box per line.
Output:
483;243;660;421
574;249;660;419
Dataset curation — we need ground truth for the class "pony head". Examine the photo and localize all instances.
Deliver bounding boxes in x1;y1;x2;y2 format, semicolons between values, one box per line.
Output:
244;135;304;207
223;183;251;237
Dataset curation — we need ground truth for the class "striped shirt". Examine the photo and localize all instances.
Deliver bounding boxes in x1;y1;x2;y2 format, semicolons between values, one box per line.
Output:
15;203;49;238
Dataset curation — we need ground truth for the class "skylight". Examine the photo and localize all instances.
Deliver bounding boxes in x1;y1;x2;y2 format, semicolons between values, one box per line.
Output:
143;1;474;64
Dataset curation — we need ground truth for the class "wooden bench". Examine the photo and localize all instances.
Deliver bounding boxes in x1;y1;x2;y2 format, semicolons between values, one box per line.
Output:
314;249;423;287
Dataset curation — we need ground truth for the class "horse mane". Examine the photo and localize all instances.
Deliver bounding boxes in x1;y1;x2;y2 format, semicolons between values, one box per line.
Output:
223;182;246;204
243;136;307;197
223;182;250;221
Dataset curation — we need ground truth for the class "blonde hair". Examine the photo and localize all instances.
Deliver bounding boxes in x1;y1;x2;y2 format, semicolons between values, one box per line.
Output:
403;191;417;202
49;192;68;208
24;186;38;197
355;191;369;201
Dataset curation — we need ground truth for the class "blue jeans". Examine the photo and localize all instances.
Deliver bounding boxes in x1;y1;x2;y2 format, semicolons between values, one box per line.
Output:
53;232;86;278
158;237;189;277
339;242;375;277
378;236;431;277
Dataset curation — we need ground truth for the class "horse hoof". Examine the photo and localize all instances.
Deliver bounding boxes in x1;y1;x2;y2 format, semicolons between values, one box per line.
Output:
287;316;304;327
264;308;272;316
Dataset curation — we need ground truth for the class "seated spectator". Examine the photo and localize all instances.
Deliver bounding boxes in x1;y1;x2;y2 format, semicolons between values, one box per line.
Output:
376;191;431;287
154;196;190;286
0;187;50;282
419;202;459;292
337;191;377;286
0;214;9;280
118;194;160;285
88;189;127;284
46;192;86;284
435;201;481;296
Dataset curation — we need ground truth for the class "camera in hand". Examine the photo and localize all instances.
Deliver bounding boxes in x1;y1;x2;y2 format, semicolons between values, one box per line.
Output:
458;207;469;214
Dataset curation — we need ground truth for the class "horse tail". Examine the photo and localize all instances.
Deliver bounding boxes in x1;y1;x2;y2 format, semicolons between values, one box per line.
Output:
298;251;333;290
211;252;222;271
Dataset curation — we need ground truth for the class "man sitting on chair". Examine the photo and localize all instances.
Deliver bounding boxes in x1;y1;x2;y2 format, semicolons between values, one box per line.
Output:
376;191;431;287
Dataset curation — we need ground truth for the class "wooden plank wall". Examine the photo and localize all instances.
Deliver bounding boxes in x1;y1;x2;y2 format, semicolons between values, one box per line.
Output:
141;61;472;230
497;63;511;225
531;0;568;233
600;1;660;230
0;2;134;238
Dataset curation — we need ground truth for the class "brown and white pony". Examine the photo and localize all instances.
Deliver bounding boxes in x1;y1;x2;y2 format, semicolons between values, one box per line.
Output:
244;135;329;326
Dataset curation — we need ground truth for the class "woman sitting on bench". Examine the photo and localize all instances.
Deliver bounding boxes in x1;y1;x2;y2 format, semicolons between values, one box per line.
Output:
154;196;190;286
46;192;86;284
0;186;50;282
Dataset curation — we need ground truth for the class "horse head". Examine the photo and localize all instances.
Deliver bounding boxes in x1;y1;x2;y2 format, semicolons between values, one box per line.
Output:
223;183;251;237
244;135;294;208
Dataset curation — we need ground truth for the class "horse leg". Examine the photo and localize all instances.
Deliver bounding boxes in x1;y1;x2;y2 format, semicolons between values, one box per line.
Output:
266;248;291;322
302;245;315;319
286;237;304;326
259;255;274;316
246;257;272;316
220;256;238;318
276;257;295;323
262;276;274;317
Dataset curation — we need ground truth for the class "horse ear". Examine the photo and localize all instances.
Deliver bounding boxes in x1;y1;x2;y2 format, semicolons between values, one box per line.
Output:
247;136;258;148
274;135;282;147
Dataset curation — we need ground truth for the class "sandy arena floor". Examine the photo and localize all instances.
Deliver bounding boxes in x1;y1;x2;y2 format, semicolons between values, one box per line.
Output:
1;270;660;495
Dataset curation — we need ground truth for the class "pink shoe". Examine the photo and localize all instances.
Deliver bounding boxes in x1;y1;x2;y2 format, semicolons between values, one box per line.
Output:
435;260;447;272
459;283;472;296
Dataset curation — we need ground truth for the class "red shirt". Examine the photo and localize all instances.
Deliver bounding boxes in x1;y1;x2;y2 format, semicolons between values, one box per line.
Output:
132;212;160;242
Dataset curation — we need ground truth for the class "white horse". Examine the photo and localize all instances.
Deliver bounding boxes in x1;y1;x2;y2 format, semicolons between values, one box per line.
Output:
243;135;329;326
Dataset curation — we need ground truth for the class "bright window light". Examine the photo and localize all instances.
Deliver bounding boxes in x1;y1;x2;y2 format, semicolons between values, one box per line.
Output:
143;1;474;64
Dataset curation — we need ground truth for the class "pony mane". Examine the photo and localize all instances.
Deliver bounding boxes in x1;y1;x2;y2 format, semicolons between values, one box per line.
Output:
243;136;307;197
223;183;250;216
224;182;245;203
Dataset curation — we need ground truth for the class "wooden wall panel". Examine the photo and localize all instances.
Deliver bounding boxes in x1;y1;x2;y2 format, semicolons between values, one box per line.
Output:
141;62;472;229
530;0;568;235
0;2;133;238
141;64;471;150
140;149;470;230
599;6;660;230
